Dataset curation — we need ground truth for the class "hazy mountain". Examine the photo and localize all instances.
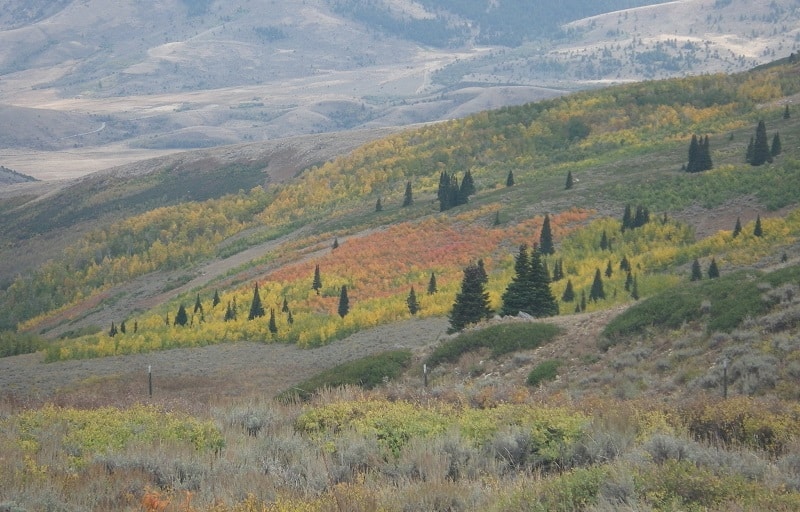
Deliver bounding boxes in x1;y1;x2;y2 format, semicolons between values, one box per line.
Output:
0;0;798;179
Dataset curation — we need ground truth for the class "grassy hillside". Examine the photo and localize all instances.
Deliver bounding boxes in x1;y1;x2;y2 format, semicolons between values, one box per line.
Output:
2;59;800;511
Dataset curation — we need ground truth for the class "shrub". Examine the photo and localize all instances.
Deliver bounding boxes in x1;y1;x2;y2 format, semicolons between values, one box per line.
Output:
526;359;562;387
278;349;412;402
425;322;561;368
0;331;46;358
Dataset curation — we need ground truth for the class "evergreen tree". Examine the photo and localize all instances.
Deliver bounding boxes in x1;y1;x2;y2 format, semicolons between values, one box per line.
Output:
476;258;488;285
700;135;712;171
212;290;221;307
633;205;650;228
600;230;609;251
580;291;587;311
312;264;322;295
332;237;339;250
287;309;294;325
605;260;613;278
282;297;289;313
620;255;631;272
539;213;555;255
338;285;350;318
248;283;265;320
437;171;450;206
624;271;633;291
268;308;278;334
402;181;413;207
784;104;791;119
449;263;492;333
493;210;501;226
751;120;772;166
552;259;564;282
565;170;574;190
527;248;558;317
224;301;236;322
506;170;515;187
109;321;117;337
708;258;720;279
733;217;742;238
175;304;188;326
621;204;633;231
460;169;476;198
133;321;138;333
631;276;640;300
589;269;605;302
120;321;126;334
501;244;532;316
690;259;702;281
407;286;420;315
687;134;700;172
375;197;383;212
754;215;763;237
745;136;755;164
771;132;782;157
562;279;575;302
427;272;438;295
194;293;203;314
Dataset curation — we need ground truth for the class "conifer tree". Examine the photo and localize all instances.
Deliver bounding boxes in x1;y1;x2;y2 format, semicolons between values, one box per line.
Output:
506;170;515;187
449;263;492;333
527;248;558;317
589;269;605;302
745;136;755;164
194;293;203;314
212;290;221;307
402;181;413;207
631;276;640;300
700;135;712;171
175;304;188;326
733;217;742;238
539;213;555;255
427;272;437;295
771;132;782;157
109;321;117;337
338;285;350;318
407;286;420;315
460;169;476;198
375;197;383;212
620;255;631;272
633;205;650;228
268;308;278;334
565;170;574;190
605;260;613;278
552;259;563;281
312;264;322;295
248;283;265;320
600;230;609;251
562;279;575;302
120;321;126;334
708;258;720;279
687;134;700;172
493;210;501;226
437;171;450;205
624;271;633;291
224;301;236;322
690;259;702;281
754;215;763;237
784;105;791;119
621;204;633;231
501;244;532;316
751;120;771;166
476;259;488;285
282;297;289;313
287;309;294;325
332;237;339;250
580;290;587;311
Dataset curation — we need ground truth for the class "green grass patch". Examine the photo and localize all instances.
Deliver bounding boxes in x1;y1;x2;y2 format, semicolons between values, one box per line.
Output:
278;349;412;402
527;359;563;387
425;322;562;368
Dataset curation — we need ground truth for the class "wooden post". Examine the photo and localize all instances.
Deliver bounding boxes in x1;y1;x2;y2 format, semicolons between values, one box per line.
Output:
148;365;153;398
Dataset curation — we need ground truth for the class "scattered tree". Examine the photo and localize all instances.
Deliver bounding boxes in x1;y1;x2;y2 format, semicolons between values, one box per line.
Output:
565;170;574;190
194;293;203;314
427;272;438;295
624;271;633;291
375;197;383;212
620;255;631;272
224;301;236;322
754;215;763;237
407;286;420;315
174;304;189;326
708;258;720;279
501;244;532;316
312;264;322;295
631;275;640;300
493;210;502;226
589;268;605;302
552;259;564;281
120;321;126;334
449;262;492;333
506;170;515;187
686;134;712;172
337;285;350;318
109;321;117;337
287;309;294;325
282;297;289;313
212;290;221;307
784;104;791;119
539;213;555;255
605;260;613;278
600;230;609;251
750;120;772;166
580;290;587;311
332;237;339;250
562;279;575;302
268;308;278;334
690;259;702;281
771;132;782;157
402;181;413;207
248;283;265;320
733;217;742;238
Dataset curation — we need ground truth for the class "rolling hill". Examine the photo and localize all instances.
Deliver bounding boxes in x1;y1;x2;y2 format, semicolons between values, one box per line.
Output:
1;53;800;511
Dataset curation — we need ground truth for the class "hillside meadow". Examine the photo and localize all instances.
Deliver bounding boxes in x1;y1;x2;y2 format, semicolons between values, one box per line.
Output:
1;59;800;510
